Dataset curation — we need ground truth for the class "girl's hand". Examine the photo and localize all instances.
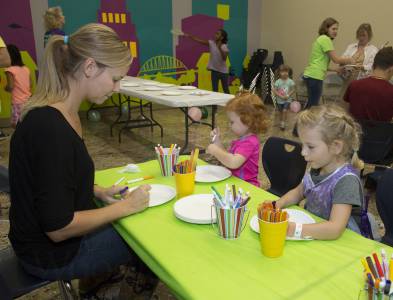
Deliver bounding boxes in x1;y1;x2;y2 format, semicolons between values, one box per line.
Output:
287;222;296;237
210;127;221;144
122;184;150;214
206;143;217;156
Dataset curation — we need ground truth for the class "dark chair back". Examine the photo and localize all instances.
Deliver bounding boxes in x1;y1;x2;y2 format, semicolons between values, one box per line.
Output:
0;247;51;298
376;168;393;247
358;120;393;165
262;137;307;196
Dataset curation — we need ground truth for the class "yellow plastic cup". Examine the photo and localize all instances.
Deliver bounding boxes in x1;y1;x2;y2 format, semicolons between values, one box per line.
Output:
258;218;288;258
174;171;195;198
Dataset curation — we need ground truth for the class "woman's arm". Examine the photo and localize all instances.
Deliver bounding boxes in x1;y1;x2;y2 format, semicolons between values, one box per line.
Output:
184;33;209;45
287;203;352;240
206;143;246;169
327;50;354;65
46;185;150;242
362;45;379;74
5;71;13;92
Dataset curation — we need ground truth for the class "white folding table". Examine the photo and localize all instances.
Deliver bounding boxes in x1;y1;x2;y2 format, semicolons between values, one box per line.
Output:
118;76;234;152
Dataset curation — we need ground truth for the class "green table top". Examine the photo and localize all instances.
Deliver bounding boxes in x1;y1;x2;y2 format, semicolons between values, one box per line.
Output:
95;158;392;300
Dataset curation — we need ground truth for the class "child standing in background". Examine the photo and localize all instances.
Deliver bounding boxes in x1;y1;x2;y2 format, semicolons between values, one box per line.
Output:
5;44;31;128
272;64;295;130
43;6;65;46
207;92;268;187
266;104;365;240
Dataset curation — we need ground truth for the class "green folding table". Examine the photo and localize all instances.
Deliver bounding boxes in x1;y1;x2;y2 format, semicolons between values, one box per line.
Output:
95;159;392;300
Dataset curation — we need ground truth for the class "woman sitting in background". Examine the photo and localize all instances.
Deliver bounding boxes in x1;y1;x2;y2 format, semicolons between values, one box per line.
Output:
339;23;378;98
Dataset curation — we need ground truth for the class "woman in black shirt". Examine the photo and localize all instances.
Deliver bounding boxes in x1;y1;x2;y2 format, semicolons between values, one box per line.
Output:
9;23;150;280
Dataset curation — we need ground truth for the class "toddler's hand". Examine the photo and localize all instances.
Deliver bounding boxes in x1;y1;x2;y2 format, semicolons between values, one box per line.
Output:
210;127;221;144
287;222;296;237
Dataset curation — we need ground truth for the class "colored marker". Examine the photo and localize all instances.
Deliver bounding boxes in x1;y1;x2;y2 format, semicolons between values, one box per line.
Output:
366;256;379;280
119;186;129;195
381;249;389;280
127;175;154;184
373;253;385;280
114;176;125;186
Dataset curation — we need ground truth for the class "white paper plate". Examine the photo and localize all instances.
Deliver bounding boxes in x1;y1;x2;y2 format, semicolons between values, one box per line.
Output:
190;91;210;96
128;184;176;207
143;82;158;86
249;209;315;240
157;83;175;88
174;194;216;224
179;86;197;90
195;165;232;183
144;87;164;91
161;91;183;96
121;82;139;87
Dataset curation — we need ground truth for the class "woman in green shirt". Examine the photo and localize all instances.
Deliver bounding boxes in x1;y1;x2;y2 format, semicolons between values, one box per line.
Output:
303;17;354;108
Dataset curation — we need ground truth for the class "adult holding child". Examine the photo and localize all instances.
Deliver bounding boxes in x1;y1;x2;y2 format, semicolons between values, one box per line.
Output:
303;17;354;108
8;23;150;283
339;23;378;98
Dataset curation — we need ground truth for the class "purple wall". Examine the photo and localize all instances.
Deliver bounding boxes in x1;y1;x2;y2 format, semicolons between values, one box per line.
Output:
0;0;36;60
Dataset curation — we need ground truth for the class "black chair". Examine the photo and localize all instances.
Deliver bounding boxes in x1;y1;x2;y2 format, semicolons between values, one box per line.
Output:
262;137;307;196
376;168;393;247
0;247;76;299
358;119;393;166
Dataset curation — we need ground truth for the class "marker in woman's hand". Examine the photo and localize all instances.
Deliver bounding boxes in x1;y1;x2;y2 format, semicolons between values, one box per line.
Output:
119;186;129;195
211;134;217;143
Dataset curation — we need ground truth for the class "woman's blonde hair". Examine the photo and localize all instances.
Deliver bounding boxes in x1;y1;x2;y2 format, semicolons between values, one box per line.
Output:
225;91;269;134
356;23;373;41
44;6;64;31
297;104;364;170
22;23;132;119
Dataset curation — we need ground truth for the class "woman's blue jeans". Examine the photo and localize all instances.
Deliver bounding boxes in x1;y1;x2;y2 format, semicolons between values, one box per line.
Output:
303;76;323;108
20;226;135;281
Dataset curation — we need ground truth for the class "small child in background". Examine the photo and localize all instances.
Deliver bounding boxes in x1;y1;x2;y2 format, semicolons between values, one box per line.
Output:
43;6;65;46
272;64;295;130
5;44;31;128
266;104;365;240
207;92;268;187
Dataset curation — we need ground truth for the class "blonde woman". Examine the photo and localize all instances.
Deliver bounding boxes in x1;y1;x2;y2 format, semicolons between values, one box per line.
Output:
339;23;378;98
265;104;365;240
9;24;150;282
43;6;66;46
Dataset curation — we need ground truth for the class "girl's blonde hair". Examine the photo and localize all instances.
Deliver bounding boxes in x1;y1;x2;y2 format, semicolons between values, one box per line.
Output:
225;91;269;134
297;104;364;170
22;23;132;119
44;6;64;31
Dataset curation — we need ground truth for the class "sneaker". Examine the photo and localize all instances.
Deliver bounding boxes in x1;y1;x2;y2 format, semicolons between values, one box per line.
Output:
280;121;285;131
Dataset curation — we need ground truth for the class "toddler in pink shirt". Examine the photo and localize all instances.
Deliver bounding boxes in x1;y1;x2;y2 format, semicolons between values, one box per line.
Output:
5;44;31;128
207;92;268;186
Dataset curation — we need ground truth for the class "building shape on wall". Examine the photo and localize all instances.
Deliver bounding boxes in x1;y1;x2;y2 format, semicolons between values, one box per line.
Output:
98;0;140;75
176;14;224;74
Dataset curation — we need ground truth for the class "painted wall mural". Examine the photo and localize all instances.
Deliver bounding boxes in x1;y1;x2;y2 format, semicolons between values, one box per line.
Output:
0;0;259;117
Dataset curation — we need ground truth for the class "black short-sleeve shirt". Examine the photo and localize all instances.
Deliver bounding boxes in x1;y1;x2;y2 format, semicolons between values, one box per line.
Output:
9;106;95;269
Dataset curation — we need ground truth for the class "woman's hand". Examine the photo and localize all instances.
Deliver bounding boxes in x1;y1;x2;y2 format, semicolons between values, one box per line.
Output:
122;184;150;214
94;185;129;204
